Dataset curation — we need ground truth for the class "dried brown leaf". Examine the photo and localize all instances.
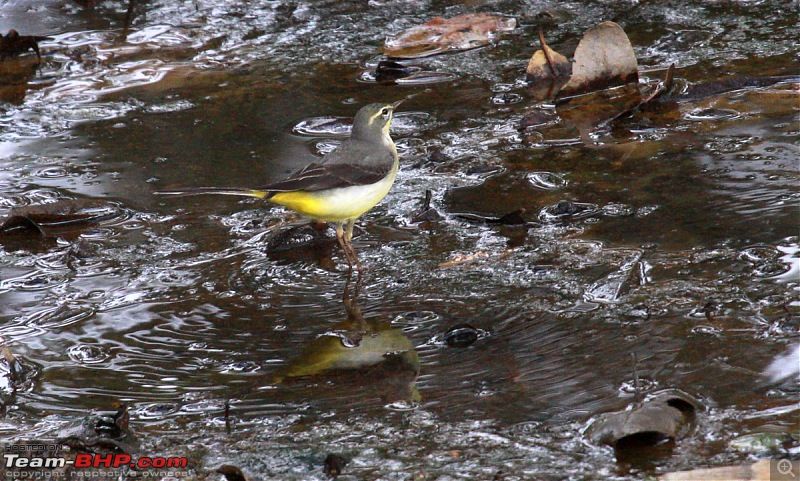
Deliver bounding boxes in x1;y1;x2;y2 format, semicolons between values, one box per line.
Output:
526;30;571;81
438;248;515;268
0;199;119;237
560;21;638;96
384;13;516;59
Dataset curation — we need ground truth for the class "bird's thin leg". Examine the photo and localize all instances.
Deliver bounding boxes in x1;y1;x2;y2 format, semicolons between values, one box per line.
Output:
336;222;355;304
336;222;357;270
344;219;361;271
343;219;364;299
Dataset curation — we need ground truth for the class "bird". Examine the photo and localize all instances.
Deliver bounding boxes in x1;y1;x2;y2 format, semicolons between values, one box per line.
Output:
154;100;404;273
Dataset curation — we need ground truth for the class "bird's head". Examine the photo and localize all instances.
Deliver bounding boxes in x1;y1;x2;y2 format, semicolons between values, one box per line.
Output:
351;99;404;143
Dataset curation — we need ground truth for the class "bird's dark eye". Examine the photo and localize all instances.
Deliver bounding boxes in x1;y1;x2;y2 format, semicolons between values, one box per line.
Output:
381;108;390;116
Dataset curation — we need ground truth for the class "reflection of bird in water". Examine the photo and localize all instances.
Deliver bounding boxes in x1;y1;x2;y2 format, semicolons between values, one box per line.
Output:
0;30;50;62
155;101;404;280
273;296;420;406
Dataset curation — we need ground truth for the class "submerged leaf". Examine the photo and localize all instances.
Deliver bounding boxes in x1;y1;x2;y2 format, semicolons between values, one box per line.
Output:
456;208;529;226
437;248;515;268
384;13;516;59
0;199;119;237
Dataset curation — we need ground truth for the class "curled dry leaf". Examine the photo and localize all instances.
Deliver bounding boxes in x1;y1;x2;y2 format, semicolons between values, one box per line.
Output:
561;21;638;96
525;29;571;82
384;13;516;59
585;390;702;448
526;21;638;100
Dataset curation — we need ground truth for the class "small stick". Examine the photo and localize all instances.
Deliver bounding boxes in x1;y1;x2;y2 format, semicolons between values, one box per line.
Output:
538;28;558;78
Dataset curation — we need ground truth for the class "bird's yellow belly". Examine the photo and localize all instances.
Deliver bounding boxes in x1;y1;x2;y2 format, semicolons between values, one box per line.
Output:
269;170;397;222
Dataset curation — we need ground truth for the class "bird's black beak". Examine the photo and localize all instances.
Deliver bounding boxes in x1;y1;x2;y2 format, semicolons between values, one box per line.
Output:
391;98;406;110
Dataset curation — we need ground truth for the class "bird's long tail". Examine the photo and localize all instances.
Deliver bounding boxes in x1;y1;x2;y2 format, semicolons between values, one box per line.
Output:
154;187;270;199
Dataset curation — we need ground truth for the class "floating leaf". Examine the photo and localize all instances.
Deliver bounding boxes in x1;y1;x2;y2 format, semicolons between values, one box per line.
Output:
384;13;516;59
0;199;120;237
585;390;702;449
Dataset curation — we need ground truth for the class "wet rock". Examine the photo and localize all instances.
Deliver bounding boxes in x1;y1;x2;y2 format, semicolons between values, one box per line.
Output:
0;348;37;412
526;171;567;190
217;465;250;481
518;109;558;130
538;200;600;222
443;323;479;348
375;60;418;82
67;344;109;364
465;163;499;176
323;453;348;478
57;405;138;453
411;190;442;223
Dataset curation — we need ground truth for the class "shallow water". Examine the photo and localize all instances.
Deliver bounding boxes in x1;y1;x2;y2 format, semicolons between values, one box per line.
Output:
0;0;798;479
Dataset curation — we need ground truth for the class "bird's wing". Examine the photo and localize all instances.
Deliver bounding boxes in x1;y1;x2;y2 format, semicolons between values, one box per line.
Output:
263;142;395;193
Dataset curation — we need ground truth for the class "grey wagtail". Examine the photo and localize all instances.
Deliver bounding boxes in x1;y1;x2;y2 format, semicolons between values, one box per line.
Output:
155;100;403;271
